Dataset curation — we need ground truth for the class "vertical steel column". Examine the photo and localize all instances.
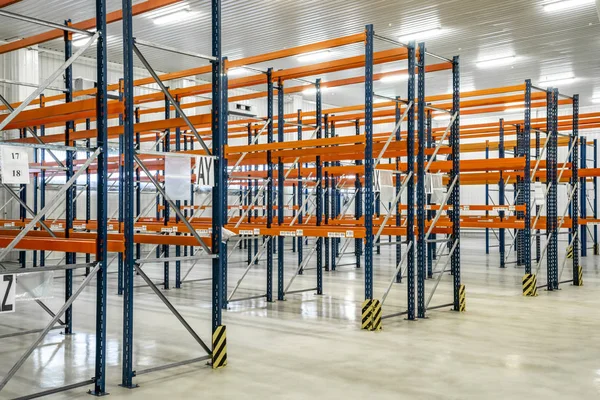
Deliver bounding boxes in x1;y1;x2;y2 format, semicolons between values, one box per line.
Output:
277;79;285;301
315;79;323;295
535;130;541;262
19;127;26;268
121;0;135;388
572;94;581;285
221;62;229;307
485;143;490;254
266;68;274;302
548;89;559;290
355;119;363;269
364;25;375;300
86;124;91;270
39;96;46;267
63;23;74;335
92;0;108;393
522;81;532;276
117;80;124;296
450;56;461;311
404;41;416;317
515;124;524;266
416;42;426;318
32;127;38;268
247;124;253;265
594;139;598;253
323;114;331;271
135;108;141;260
426;109;435;276
175;95;182;289
395;101;402;278
211;0;226;327
498;119;506;268
163;94;170;289
297;110;304;273
324;114;330;271
580;136;587;257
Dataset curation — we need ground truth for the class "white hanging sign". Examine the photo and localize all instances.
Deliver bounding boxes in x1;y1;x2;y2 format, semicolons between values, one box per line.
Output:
1;274;16;314
1;146;30;184
165;155;192;201
534;182;545;206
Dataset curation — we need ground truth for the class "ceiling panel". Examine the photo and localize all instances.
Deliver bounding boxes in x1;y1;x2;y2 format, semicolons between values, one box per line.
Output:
0;0;599;108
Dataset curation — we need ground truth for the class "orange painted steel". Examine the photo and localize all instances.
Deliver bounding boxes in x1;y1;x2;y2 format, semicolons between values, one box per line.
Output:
0;0;183;55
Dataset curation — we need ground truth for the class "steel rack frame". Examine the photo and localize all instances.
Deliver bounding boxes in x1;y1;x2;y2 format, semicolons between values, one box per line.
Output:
0;3;110;398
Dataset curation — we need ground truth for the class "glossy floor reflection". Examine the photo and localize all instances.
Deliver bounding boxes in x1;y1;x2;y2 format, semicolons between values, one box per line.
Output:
1;235;599;399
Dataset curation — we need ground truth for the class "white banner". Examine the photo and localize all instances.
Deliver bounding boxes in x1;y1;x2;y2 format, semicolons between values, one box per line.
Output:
165;155;192;201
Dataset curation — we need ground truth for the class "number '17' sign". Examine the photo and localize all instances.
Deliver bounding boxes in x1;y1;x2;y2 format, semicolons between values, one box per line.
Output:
1;146;30;184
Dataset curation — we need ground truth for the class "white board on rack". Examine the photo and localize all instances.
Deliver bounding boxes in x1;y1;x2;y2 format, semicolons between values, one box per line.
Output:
1;275;16;313
1;146;30;184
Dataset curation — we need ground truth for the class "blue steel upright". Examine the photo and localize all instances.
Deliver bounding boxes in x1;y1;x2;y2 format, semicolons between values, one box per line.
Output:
277;79;285;300
404;41;416;318
364;25;375;300
63;22;74;335
572;94;581;285
580;136;587;257
211;0;226;330
416;42;426;318
315;80;323;295
498;119;506;268
266;68;274;302
121;0;136;388
92;0;108;394
297;110;304;273
522;81;532;276
450;56;461;311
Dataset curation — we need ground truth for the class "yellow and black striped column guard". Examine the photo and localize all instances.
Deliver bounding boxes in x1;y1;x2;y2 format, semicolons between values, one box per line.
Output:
370;299;382;331
212;325;227;369
458;285;466;312
361;299;374;330
567;245;573;259
575;265;583;286
522;274;538;297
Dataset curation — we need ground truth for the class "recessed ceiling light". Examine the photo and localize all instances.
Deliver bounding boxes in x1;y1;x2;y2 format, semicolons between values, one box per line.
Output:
538;76;578;86
227;68;246;77
398;27;443;43
302;86;329;96
543;0;594;12
153;9;197;25
476;55;517;69
379;74;408;83
297;50;332;63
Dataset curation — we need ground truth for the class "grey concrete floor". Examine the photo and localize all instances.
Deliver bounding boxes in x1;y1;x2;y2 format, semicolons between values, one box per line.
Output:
1;235;599;399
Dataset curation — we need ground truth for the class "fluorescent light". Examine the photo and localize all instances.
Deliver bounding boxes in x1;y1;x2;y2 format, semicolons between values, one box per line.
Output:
399;27;443;42
476;55;517;69
297;50;332;63
504;107;524;114
303;86;329;96
543;0;594;12
379;74;408;83
153;9;197;25
227;68;246;77
538;76;578;86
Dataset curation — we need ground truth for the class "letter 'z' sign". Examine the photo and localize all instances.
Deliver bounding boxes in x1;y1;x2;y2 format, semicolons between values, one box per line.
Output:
1;275;16;314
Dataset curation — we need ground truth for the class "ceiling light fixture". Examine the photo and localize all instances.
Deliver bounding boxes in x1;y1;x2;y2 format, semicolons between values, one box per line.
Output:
538;76;578;86
476;55;517;69
303;86;329;96
543;0;594;12
399;27;443;43
297;50;332;63
153;8;196;25
379;74;408;83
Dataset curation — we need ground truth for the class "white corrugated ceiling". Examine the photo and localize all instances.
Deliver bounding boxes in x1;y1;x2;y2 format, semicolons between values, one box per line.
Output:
0;0;599;108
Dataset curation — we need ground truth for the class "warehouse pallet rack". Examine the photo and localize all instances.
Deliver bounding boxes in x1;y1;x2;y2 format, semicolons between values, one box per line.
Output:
0;0;229;396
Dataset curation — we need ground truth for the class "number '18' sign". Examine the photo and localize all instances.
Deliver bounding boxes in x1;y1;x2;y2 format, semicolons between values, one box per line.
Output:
1;146;30;184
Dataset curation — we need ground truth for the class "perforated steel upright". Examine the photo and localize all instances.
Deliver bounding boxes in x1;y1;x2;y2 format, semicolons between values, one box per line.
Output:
450;56;461;311
266;68;274;302
405;41;416;318
572;94;581;285
522;81;532;276
546;89;558;290
416;42;426;318
364;25;374;300
277;79;285;301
